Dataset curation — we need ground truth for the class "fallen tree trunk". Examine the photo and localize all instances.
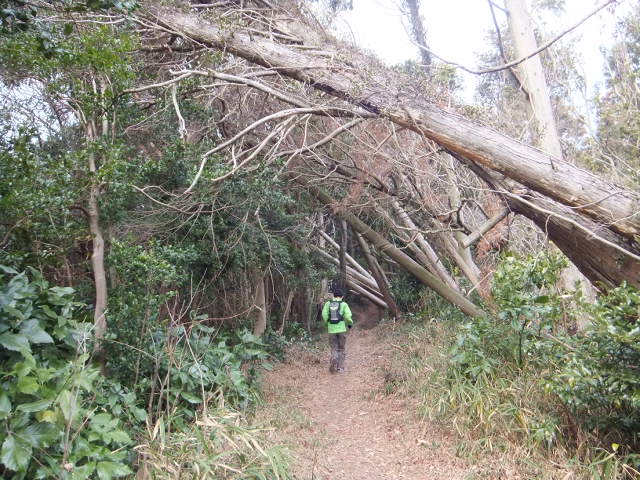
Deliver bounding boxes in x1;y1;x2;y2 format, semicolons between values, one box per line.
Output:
464;159;640;288
304;182;486;318
356;233;400;319
147;5;640;241
144;4;640;288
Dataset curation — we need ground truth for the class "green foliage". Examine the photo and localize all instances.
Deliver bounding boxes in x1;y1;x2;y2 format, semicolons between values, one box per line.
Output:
261;323;312;361
593;4;640;187
491;252;567;366
0;1;137;59
412;252;640;474
390;270;424;312
546;283;640;439
0;266;142;479
140;324;269;433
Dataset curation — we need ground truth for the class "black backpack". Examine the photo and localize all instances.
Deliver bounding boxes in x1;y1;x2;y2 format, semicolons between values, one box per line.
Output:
328;300;343;324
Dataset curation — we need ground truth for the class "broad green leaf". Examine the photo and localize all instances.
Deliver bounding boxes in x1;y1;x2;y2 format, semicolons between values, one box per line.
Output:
2;304;25;321
20;320;53;344
17;376;39;394
19;422;59;446
105;430;131;445
40;305;58;319
0;332;30;353
131;407;147;422
49;286;74;297
0;265;18;274
0;393;11;419
73;367;100;391
14;360;34;378
1;435;32;471
17;398;52;413
96;461;132;480
180;391;202;404
58;390;78;422
91;413;115;430
71;461;96;480
35;410;58;423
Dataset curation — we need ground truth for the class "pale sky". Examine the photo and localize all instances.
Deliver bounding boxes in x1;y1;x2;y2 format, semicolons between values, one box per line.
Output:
336;0;632;101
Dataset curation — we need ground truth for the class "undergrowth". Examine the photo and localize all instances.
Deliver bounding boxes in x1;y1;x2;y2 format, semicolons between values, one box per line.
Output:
0;266;292;479
389;252;640;479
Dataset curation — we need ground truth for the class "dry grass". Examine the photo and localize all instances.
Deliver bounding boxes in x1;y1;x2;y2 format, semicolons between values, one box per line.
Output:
386;319;640;480
135;405;291;479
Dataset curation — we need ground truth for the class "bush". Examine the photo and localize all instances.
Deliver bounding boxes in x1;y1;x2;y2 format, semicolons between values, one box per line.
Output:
546;283;640;442
0;265;143;479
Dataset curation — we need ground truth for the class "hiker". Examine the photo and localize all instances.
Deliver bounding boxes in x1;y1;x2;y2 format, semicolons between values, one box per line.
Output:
322;287;353;373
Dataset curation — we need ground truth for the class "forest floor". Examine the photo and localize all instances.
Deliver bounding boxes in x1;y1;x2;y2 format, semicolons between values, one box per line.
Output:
256;324;474;480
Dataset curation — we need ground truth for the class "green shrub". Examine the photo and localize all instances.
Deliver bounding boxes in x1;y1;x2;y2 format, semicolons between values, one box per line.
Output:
546;283;640;443
0;265;143;479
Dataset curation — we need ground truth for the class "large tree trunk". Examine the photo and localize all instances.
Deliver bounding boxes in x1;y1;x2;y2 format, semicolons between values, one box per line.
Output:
389;199;460;291
505;0;563;158
147;5;640;288
465;158;640;288
85;121;108;353
505;0;597;300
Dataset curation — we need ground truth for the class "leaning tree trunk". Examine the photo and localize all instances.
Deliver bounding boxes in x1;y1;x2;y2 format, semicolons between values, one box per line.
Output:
356;233;400;319
463;157;640;288
146;5;640;288
338;219;348;292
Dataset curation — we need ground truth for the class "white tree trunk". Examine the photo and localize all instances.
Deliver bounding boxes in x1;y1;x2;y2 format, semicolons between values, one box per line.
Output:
505;0;563;158
252;271;267;337
506;0;597;301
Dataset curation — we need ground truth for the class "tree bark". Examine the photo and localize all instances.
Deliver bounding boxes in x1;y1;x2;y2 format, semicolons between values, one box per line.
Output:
278;289;295;334
252;270;267;337
338;219;348;292
464;157;640;288
149;6;640;241
505;0;597;299
505;0;563;158
356;233;400;319
320;230;373;280
403;0;432;72
313;247;384;296
389;199;461;290
462;208;511;249
85;121;108;352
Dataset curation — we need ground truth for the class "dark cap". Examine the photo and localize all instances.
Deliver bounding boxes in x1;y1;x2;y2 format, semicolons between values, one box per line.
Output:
332;287;345;297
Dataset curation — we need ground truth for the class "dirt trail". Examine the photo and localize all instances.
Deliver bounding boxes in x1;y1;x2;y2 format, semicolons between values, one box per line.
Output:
258;327;470;480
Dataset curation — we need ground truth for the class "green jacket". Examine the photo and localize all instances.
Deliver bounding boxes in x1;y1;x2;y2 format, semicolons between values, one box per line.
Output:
322;298;353;334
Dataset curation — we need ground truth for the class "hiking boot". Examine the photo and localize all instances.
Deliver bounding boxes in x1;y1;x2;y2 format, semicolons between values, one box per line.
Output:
336;367;345;373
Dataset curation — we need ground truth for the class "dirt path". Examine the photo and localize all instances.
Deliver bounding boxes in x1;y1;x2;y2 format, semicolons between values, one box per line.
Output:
258;327;470;480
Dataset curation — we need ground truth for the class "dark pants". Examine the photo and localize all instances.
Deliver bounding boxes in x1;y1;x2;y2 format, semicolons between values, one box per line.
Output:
329;332;347;371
